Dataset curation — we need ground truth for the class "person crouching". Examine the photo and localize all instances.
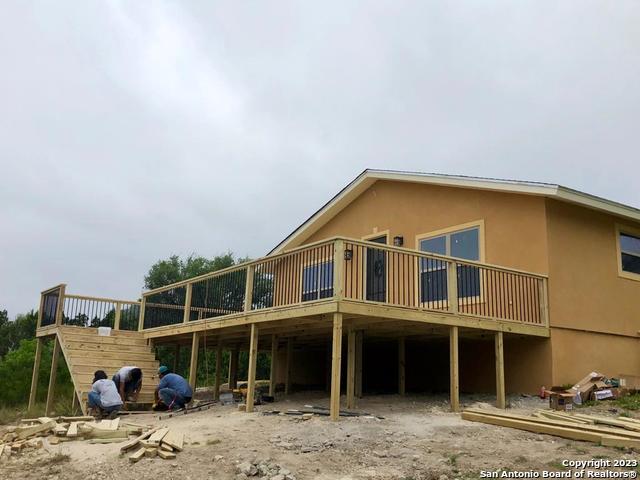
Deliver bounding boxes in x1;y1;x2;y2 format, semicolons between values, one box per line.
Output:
154;366;193;411
88;370;123;418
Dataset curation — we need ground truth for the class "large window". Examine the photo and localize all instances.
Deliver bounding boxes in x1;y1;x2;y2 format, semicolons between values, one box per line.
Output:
302;261;334;302
419;225;481;303
620;231;640;277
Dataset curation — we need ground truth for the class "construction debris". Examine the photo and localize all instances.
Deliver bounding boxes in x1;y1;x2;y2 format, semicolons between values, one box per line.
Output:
545;371;633;407
462;408;640;450
1;416;154;457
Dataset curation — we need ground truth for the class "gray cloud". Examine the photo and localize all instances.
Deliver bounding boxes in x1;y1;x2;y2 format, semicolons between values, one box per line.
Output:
2;1;639;317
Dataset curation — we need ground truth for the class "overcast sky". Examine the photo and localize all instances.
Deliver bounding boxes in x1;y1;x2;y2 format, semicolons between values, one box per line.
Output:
1;1;639;318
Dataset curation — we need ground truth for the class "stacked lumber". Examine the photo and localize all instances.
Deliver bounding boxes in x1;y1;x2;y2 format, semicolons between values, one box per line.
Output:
0;416;149;458
120;426;184;463
462;408;640;449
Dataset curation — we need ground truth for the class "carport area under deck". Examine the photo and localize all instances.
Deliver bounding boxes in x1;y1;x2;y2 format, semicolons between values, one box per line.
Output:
145;300;549;420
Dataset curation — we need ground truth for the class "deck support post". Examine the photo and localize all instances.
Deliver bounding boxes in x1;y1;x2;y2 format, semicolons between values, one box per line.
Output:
495;331;506;409
45;336;61;415
28;337;43;411
214;340;223;400
355;330;363;398
449;326;460;412
228;347;239;389
346;327;356;409
246;324;259;412
285;337;293;395
188;332;199;390
269;334;278;397
330;312;343;421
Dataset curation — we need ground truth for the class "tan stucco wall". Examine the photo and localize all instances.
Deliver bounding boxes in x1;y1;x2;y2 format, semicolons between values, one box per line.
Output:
304;180;549;274
545;199;640;383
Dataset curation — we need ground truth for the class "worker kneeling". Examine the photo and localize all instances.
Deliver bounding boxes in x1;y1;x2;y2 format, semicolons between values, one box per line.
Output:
154;366;193;411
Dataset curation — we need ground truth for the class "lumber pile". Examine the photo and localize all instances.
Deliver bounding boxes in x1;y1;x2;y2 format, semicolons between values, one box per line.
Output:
0;416;149;459
462;408;640;449
120;426;184;463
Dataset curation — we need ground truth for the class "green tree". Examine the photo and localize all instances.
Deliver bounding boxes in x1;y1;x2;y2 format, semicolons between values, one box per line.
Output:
0;310;37;359
144;253;239;290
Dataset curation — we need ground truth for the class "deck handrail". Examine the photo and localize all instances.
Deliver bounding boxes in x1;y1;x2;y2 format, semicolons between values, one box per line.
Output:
38;237;550;333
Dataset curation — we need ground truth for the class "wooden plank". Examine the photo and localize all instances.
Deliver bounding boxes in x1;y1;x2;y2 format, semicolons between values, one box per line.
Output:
45;337;61;416
147;428;169;444
161;430;184;451
246;324;259;413
120;426;161;453
346;328;356;409
574;414;640;432
188;332;199;389
330;312;343;421
158;449;176;460
182;284;193;323
536;411;591;424
66;422;80;438
15;420;56;440
464;409;640;439
244;265;255;312
89;438;127;444
28;338;43;411
397;336;405;396
447;262;459;313
495;331;505;409
269;334;278;397
449;326;459;412
129;447;146;463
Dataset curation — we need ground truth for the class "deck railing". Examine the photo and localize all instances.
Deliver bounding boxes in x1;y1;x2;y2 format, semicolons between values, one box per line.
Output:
37;285;141;331
37;237;549;333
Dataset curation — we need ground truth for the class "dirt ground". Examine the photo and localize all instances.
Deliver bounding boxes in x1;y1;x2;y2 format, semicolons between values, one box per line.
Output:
2;393;639;480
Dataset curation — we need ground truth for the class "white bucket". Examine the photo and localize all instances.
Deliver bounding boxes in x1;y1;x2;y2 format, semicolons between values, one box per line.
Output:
98;326;112;336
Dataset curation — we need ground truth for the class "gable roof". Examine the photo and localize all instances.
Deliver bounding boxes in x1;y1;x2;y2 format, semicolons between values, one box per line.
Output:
270;169;640;254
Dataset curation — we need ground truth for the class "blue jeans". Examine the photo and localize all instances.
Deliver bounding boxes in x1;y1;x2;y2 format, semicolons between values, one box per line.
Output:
158;388;191;410
88;391;121;413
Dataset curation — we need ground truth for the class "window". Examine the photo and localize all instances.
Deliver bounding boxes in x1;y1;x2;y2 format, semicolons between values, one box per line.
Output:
302;261;334;302
620;231;640;276
419;226;481;303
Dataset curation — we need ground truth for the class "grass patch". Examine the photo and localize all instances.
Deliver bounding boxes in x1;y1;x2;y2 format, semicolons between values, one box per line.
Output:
447;453;461;466
547;459;568;470
615;394;640;411
0;399;76;425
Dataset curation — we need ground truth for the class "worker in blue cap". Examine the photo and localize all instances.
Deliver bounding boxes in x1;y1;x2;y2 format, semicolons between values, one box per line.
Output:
153;365;193;411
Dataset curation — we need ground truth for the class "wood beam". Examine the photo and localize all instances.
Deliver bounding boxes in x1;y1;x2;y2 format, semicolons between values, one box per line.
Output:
449;326;459;412
330;312;343;421
269;334;278;396
495;331;506;409
28;337;43;411
188;332;199;390
284;337;292;395
246;324;259;412
45;336;61;415
346;328;356;409
398;336;406;396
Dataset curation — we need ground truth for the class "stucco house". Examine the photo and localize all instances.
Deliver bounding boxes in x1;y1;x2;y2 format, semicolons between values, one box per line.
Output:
32;170;640;419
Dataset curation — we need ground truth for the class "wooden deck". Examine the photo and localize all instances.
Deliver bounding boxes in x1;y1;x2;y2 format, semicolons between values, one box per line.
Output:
33;237;549;419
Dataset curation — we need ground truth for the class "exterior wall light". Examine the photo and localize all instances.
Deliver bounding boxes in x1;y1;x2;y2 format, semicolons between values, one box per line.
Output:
393;236;404;247
344;249;353;261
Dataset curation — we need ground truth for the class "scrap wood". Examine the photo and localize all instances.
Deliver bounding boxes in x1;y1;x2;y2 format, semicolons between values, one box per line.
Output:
157;402;216;420
88;438;126;444
572;414;640;432
463;410;640;449
128;447;146;463
66;422;80;438
16;420;56;440
161;430;184;451
147;427;169;444
144;448;158;458
60;416;94;422
535;410;591;424
86;428;128;440
464;409;640;440
54;423;68;435
120;426;162;453
158;449;176;460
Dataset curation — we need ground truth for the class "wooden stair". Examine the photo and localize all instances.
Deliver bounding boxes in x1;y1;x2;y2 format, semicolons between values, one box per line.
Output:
56;326;159;414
